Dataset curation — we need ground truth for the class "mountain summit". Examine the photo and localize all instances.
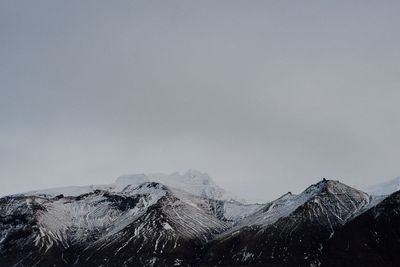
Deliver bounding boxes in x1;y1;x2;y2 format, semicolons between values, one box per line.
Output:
114;170;237;201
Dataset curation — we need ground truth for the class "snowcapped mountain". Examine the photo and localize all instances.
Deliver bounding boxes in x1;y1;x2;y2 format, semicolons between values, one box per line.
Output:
0;183;171;266
0;177;258;267
2;174;400;266
364;176;400;196
204;179;372;266
114;170;238;202
25;170;238;202
236;179;370;228
77;183;232;267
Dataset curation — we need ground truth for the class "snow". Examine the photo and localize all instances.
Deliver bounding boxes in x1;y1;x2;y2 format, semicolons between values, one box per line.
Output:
219;179;371;238
32;182;168;249
163;222;173;231
2;175;396;266
16;178;377;253
2;179;232;259
173;259;183;266
241;251;254;261
114;174;150;191
25;185;100;197
221;201;263;222
237;190;310;227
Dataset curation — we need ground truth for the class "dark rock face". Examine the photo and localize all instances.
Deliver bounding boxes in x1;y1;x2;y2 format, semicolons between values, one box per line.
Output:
0;196;68;267
322;191;400;267
1;180;400;267
0;183;229;267
77;195;229;267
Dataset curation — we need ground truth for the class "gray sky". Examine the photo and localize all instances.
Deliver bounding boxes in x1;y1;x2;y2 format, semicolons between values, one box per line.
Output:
1;1;400;202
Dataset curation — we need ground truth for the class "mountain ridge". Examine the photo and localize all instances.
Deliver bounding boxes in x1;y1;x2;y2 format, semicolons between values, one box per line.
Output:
1;174;400;266
22;170;239;203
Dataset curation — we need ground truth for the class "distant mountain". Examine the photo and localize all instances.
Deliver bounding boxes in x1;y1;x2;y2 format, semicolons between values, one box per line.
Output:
364;176;400;196
1;173;400;266
25;170;238;202
115;170;239;202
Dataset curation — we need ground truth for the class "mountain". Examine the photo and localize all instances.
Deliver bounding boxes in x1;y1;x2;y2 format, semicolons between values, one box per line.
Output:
2;174;400;266
0;182;173;266
75;183;231;267
364;176;400;196
203;179;371;266
25;170;238;202
0;179;258;266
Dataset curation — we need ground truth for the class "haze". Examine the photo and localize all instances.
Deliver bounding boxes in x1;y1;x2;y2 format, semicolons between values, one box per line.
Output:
1;1;400;202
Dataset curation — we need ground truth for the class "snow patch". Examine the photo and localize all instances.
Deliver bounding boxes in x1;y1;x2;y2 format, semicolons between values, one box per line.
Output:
163;222;173;231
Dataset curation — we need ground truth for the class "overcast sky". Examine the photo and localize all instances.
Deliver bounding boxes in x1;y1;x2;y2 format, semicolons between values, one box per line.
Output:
1;1;400;202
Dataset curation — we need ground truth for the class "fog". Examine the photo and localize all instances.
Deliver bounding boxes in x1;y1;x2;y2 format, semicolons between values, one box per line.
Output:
1;1;400;202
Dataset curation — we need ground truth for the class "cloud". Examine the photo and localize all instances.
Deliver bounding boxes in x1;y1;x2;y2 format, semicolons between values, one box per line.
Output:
1;1;400;201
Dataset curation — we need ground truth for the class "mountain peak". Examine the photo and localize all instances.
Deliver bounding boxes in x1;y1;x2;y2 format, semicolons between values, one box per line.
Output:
114;170;236;201
240;178;369;228
304;178;348;195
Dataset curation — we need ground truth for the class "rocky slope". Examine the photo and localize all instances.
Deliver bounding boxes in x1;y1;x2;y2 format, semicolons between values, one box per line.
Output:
203;179;371;266
322;190;400;267
0;175;259;267
1;173;400;266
